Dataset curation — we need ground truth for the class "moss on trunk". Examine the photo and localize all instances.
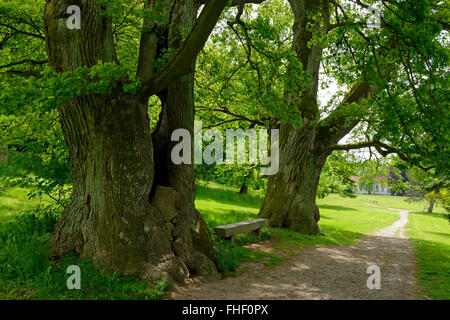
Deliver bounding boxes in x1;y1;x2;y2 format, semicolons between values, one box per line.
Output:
44;0;219;286
259;123;328;234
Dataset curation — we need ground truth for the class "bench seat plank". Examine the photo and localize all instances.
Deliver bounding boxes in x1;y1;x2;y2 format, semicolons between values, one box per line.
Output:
214;218;268;238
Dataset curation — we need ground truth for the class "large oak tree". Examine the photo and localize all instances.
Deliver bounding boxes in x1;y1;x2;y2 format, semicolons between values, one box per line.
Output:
196;0;448;234
0;0;274;284
1;0;277;285
42;0;234;284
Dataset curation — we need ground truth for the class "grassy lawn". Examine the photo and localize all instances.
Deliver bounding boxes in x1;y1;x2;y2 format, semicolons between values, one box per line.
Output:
278;195;400;248
407;211;450;300
354;194;445;214
197;187;400;251
0;186;166;300
0;186;51;225
1;184;448;299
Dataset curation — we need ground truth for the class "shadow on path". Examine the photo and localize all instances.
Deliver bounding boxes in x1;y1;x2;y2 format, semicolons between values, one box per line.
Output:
169;205;422;300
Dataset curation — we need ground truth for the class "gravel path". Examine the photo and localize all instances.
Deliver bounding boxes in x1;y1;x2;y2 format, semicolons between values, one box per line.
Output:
169;205;421;300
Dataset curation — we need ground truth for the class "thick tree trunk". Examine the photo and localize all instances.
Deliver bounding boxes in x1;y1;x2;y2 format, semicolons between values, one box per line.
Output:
239;171;251;194
260;1;370;234
428;199;435;213
52;93;190;281
149;0;218;280
239;182;248;194
259;0;326;234
44;0;219;285
0;146;7;165
260;123;328;234
151;72;218;279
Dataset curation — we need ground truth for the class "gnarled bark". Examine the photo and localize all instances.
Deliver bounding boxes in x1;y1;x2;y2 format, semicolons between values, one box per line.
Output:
259;0;324;234
260;0;370;234
52;93;190;282
260;123;329;234
44;0;221;285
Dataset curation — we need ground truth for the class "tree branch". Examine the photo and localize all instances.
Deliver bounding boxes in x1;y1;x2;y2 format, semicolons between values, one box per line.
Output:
327;21;366;32
138;0;229;97
197;0;266;5
326;140;378;152
196;105;266;126
0;59;48;69
2;69;42;78
327;139;434;173
317;81;371;146
0;23;45;40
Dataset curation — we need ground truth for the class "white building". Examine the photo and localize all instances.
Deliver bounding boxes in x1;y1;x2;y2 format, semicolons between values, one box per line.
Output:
351;176;391;195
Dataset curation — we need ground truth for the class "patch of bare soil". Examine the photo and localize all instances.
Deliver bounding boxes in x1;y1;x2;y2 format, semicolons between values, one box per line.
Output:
168;206;422;300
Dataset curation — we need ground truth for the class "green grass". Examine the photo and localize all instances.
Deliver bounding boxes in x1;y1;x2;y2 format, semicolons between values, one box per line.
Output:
196;186;261;228
197;187;400;248
195;187;401;272
1;183;448;299
0;187;167;300
407;211;450;300
0;186;51;224
276;195;401;249
354;194;446;214
196;187;282;274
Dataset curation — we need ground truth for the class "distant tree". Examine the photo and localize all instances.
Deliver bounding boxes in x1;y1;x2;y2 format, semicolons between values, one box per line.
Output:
197;0;448;233
388;167;409;196
317;152;358;199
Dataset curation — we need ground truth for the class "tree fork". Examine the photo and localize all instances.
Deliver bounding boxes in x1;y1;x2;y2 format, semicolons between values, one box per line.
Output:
44;0;222;285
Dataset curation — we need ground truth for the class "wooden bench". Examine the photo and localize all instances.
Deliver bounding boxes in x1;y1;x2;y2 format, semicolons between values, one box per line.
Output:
214;218;268;243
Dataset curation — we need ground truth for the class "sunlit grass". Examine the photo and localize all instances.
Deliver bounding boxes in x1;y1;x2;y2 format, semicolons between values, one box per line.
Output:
354;193;445;213
317;194;401;243
196;187;400;250
1;183;448;299
407;211;450;300
196;186;261;228
0;186;51;224
196;186;450;299
0;186;166;300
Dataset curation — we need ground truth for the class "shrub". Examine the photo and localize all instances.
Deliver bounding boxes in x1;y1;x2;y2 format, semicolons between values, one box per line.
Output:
215;238;247;275
0;206;58;281
0;206;167;299
214;230;273;276
32;253;167;300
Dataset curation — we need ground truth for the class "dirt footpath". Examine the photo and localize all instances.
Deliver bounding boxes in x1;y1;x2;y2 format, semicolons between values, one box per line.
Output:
168;205;422;300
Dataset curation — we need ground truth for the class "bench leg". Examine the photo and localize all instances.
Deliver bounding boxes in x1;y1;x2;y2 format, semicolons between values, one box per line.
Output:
225;236;234;244
251;229;262;239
